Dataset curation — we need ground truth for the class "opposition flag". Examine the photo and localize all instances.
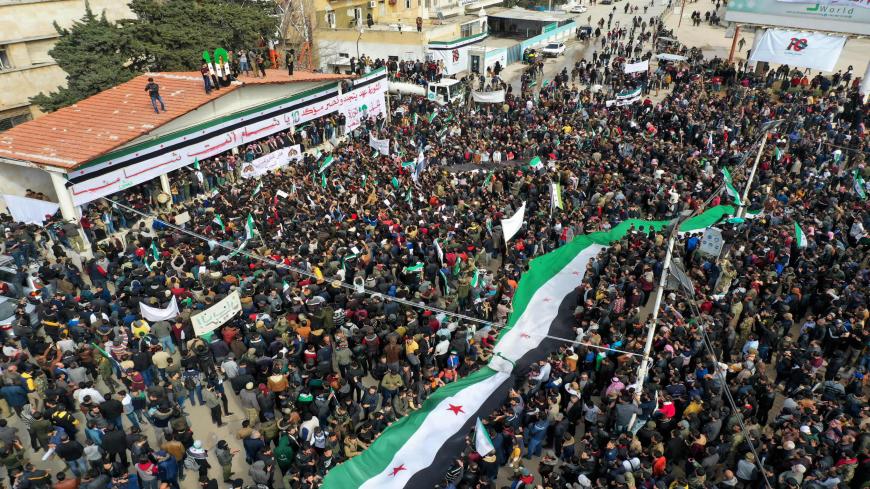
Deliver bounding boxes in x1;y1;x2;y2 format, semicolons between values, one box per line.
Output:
434;238;444;265
403;262;423;274
252;182;263;197
322;204;748;489
794;222;808;248
721;167;742;206
245;214;257;240
501;202;526;245
150;241;160;261
193;158;201;170
213;215;225;231
318;155;335;173
474;418;494;456
528;156;543;170
854;170;867;200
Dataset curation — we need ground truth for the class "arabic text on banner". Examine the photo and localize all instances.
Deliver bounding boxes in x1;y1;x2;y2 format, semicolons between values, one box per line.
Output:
68;79;387;206
191;291;242;336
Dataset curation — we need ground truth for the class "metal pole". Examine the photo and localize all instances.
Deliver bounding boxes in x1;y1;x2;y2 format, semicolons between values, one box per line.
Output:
678;0;686;27
727;25;740;64
635;221;679;396
737;130;767;217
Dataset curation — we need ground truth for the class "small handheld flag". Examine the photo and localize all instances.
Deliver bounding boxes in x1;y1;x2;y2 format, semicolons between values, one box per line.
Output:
245;214;257;240
854;170;867;200
721;167;742;206
794;222;808;248
474;418;494;456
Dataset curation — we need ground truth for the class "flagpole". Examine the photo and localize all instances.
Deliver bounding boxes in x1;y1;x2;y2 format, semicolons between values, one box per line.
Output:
738;120;781;218
738;132;766;218
633;211;691;414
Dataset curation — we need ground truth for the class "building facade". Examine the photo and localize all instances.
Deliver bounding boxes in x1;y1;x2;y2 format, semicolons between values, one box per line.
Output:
0;0;133;131
312;0;500;75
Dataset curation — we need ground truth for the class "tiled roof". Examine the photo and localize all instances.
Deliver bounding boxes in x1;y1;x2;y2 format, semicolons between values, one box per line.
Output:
0;70;351;171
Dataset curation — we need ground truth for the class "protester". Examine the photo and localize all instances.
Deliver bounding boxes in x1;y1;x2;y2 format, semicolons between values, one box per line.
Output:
0;9;867;489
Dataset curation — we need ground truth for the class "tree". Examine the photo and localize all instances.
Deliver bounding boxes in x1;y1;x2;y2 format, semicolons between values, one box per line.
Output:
31;0;280;112
123;0;279;72
30;4;137;112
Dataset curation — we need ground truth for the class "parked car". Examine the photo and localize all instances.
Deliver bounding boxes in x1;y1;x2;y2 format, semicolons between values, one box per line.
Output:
570;4;588;13
0;296;36;337
541;42;566;57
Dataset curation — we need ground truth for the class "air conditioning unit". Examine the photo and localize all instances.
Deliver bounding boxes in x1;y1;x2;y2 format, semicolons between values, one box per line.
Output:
369;1;376;7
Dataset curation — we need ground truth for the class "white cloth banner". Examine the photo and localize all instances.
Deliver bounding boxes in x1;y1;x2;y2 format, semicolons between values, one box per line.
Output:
67;72;387;206
240;145;302;179
656;53;688;61
606;96;641;107
749;29;846;72
501;202;526;245
139;296;180;322
2;195;60;225
471;90;506;103
624;60;649;74
191;291;242;336
368;135;391;156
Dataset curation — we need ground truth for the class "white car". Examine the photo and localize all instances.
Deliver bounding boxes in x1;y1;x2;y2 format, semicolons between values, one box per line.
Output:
541;42;566;57
570;4;588;13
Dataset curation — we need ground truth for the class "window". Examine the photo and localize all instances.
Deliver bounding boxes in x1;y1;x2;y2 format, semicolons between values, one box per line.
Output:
0;46;11;71
460;22;474;37
326;11;336;28
353;7;362;19
0;113;32;131
405;0;411;8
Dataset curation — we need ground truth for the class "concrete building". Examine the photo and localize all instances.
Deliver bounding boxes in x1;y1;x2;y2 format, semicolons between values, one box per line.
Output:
0;68;387;248
313;0;500;75
0;0;133;131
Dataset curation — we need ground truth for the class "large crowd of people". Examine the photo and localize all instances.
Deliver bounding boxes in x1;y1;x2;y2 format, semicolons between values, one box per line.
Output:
0;8;867;489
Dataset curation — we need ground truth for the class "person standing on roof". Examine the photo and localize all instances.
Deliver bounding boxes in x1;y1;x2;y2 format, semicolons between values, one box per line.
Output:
145;77;166;113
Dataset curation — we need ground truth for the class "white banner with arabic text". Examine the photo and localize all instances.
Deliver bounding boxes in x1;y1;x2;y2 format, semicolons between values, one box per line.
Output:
69;74;387;206
191;291;242;336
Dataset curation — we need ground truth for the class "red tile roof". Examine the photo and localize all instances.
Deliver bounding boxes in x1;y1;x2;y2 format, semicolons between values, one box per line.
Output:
0;70;352;171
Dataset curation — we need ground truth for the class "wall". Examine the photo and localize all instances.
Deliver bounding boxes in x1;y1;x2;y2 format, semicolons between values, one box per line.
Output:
0;0;134;122
519;21;576;51
317;29;426;69
427;32;488;75
0;162;56;212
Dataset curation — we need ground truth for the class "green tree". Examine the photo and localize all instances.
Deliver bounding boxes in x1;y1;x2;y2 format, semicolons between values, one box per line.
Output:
30;4;137;112
32;0;279;112
123;0;278;72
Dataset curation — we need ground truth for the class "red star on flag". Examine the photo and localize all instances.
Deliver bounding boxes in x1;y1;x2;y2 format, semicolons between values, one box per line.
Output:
572;271;582;276
542;297;552;302
520;332;531;339
447;404;465;415
389;464;407;476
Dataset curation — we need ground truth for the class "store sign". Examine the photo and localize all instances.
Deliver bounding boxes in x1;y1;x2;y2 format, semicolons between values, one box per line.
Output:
68;73;387;205
725;0;870;36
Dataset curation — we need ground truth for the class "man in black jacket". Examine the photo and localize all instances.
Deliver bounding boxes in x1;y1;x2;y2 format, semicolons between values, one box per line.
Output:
101;425;129;467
